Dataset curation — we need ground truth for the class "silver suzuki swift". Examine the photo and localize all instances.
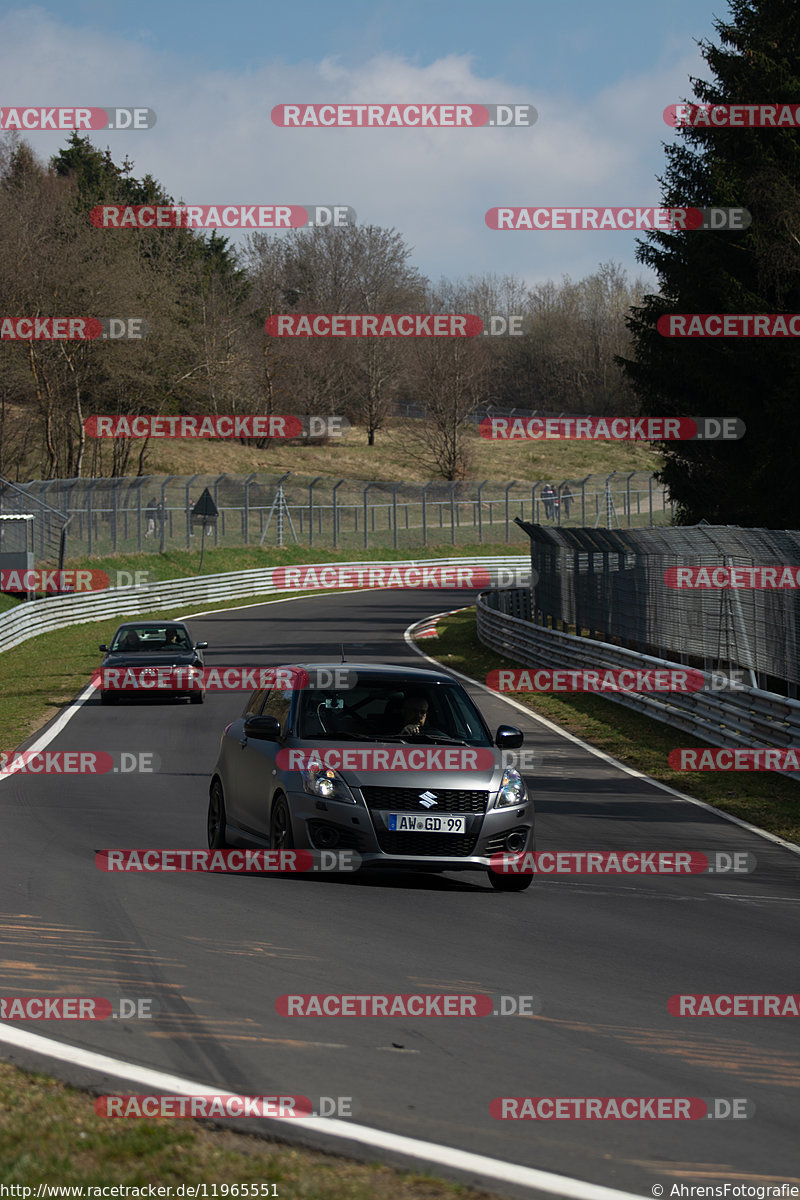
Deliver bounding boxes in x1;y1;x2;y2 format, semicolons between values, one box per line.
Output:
207;663;534;891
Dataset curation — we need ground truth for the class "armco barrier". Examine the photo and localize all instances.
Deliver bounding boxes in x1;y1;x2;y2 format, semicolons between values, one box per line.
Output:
477;588;800;765
0;558;531;656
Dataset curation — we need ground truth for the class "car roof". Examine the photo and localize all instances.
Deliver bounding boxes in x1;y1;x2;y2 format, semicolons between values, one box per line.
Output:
284;662;457;684
114;620;188;629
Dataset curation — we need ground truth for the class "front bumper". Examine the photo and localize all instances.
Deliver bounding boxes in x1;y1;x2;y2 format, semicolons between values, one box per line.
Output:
283;781;534;870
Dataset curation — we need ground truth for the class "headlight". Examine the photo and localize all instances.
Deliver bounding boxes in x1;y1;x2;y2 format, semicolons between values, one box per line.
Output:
494;766;527;809
300;766;357;804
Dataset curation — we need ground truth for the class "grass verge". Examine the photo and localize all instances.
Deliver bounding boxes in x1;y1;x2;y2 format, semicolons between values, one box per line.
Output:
0;1062;500;1197
421;609;800;845
61;542;524;582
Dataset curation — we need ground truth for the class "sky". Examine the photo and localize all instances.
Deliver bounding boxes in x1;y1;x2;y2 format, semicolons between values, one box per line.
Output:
0;0;726;289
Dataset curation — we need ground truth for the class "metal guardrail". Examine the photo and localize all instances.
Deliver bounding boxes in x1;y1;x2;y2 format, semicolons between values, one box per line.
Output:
0;557;531;656
477;588;800;760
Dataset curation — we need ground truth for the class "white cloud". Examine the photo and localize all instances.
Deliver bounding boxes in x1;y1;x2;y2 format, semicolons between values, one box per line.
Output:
0;8;706;287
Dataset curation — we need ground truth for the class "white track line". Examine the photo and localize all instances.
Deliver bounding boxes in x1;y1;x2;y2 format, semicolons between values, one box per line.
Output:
404;610;800;858
0;1024;647;1200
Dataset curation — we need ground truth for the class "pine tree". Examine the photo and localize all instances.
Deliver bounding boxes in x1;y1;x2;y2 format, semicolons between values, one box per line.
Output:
620;0;800;526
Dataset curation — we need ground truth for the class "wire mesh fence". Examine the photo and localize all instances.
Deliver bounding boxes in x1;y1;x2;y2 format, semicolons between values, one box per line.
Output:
10;471;674;558
517;520;800;695
0;478;70;569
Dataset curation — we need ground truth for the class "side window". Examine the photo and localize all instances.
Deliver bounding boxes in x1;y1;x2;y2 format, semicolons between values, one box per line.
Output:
243;688;268;717
261;688;293;733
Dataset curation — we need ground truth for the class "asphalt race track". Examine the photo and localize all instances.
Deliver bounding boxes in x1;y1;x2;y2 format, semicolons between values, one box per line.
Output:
1;588;799;1199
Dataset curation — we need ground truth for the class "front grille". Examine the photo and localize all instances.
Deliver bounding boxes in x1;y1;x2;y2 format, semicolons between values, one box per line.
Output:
361;787;488;813
376;831;478;857
483;826;531;854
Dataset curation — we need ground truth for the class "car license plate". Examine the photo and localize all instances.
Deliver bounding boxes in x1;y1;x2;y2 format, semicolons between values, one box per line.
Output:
386;813;466;833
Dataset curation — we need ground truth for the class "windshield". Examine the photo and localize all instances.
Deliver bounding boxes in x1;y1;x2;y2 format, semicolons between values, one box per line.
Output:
110;625;191;653
294;678;492;744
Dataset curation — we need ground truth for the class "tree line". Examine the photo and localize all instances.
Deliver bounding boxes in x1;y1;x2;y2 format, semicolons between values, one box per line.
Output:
0;132;645;483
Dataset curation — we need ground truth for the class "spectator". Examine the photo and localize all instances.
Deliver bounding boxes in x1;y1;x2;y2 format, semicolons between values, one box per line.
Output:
155;499;166;541
541;484;555;520
144;498;157;538
561;484;574;519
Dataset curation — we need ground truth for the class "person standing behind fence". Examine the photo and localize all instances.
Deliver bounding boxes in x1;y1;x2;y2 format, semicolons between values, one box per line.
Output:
155;499;166;541
145;498;157;538
541;483;555;519
561;484;573;519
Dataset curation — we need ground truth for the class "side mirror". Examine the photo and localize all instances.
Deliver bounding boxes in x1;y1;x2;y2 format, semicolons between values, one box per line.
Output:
99;644;109;652
243;714;281;741
495;725;523;749
195;641;208;650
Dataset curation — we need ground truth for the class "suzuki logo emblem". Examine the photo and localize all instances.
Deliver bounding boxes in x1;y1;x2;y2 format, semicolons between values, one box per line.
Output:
418;791;438;808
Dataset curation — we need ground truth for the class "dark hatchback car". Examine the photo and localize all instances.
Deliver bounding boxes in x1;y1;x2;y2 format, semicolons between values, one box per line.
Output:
208;663;534;890
98;621;208;704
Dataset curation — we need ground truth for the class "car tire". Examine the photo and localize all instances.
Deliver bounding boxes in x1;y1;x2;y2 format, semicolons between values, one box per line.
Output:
207;779;230;849
190;691;205;704
269;796;294;851
488;870;533;892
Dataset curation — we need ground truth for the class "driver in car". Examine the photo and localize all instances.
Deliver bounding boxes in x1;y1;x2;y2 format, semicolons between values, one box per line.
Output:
393;693;430;736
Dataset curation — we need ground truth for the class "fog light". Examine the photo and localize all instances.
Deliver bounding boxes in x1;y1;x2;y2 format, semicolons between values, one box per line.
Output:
314;826;340;849
506;831;527;852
